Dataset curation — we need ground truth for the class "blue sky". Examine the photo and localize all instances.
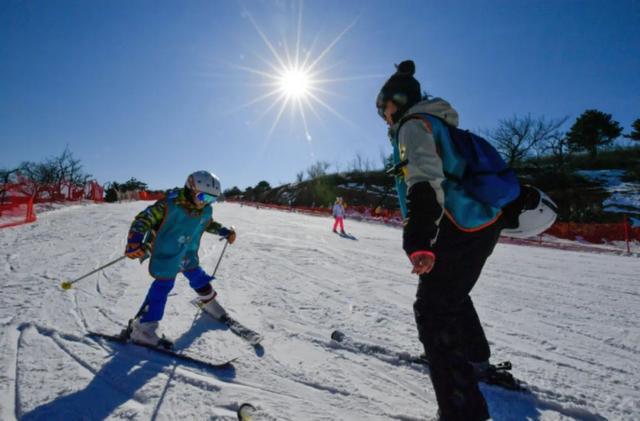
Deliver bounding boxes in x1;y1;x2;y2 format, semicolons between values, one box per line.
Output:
1;0;639;190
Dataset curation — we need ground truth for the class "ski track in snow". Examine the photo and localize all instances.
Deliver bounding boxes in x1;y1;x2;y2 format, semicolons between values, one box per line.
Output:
0;202;638;420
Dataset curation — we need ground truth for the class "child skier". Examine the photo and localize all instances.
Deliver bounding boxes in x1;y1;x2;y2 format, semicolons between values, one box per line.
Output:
332;197;346;234
124;170;236;346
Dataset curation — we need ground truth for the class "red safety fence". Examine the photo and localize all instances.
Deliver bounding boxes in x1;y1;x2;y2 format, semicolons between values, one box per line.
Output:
0;179;104;229
226;199;638;254
226;199;405;226
0;195;36;229
139;191;166;201
546;219;640;244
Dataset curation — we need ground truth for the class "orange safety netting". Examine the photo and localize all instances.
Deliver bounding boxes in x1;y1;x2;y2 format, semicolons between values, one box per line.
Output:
0;194;36;229
226;199;638;249
546;221;640;244
226;199;404;226
0;180;104;229
139;191;166;201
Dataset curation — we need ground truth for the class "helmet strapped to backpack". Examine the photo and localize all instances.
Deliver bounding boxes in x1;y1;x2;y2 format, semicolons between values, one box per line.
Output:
502;186;558;238
185;171;221;207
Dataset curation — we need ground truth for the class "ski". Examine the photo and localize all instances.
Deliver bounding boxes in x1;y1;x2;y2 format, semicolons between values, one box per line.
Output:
330;330;527;392
339;232;357;240
192;299;263;346
87;331;237;371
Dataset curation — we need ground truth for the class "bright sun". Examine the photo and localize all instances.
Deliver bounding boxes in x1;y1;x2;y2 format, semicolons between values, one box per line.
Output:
233;4;365;141
279;68;311;99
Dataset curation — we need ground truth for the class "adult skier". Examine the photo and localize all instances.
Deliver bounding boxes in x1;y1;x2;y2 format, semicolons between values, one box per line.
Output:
124;170;236;346
376;60;505;420
332;197;346;234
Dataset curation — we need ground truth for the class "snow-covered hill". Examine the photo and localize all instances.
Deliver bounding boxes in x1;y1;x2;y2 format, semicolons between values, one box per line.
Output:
1;202;638;420
577;170;640;226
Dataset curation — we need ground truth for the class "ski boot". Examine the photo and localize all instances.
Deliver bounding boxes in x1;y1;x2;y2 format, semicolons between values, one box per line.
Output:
472;361;523;391
129;318;172;349
198;287;228;321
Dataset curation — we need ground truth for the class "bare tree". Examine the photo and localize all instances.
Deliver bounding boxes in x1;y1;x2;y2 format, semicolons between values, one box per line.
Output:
18;161;57;198
379;149;393;170
486;115;567;167
0;168;18;191
0;168;19;207
51;147;90;198
348;153;374;173
295;171;305;183
17;148;92;200
542;132;572;170
306;161;330;180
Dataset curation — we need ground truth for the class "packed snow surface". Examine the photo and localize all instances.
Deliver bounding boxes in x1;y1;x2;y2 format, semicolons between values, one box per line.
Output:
1;202;638;420
577;170;640;226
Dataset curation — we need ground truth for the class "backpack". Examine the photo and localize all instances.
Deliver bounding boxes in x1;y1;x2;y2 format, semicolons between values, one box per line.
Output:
399;113;520;209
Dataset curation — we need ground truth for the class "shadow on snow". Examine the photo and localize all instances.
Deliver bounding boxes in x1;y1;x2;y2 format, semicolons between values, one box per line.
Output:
21;314;236;420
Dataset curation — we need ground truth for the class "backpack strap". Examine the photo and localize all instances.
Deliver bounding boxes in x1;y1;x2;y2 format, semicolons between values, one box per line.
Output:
396;113;459;182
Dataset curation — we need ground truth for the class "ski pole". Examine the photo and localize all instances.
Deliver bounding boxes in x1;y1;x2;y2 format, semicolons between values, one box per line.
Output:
212;239;229;277
60;255;127;290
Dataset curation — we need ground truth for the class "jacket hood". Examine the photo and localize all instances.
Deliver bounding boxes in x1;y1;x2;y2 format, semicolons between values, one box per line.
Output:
398;97;459;128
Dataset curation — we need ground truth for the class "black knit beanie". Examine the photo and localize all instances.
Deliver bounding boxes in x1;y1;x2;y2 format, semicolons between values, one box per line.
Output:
377;60;421;122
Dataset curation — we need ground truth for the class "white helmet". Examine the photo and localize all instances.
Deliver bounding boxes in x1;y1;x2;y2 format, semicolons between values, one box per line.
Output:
502;186;558;239
185;171;221;205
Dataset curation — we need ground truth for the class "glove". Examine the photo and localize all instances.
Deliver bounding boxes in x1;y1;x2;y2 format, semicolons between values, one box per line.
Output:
125;231;147;259
218;227;236;244
409;251;436;275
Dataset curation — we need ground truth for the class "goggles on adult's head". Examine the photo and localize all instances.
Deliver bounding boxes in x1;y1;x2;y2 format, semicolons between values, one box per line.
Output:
196;192;218;204
376;91;409;120
376;91;387;119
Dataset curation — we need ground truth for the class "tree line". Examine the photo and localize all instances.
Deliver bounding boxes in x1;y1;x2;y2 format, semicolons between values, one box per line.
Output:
1;148;92;200
488;111;639;169
223;110;639;200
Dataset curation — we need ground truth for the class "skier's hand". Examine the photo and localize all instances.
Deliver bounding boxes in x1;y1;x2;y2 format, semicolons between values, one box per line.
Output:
409;251;436;275
218;227;236;244
125;232;147;259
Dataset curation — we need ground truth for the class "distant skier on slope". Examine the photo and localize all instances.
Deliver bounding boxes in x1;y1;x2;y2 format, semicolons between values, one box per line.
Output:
332;197;346;234
124;170;236;346
376;60;555;420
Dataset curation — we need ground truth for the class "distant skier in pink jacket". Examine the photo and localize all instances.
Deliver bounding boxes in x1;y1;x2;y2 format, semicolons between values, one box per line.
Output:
332;197;346;234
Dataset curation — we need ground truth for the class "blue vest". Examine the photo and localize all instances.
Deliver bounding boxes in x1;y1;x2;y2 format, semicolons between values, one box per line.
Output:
391;115;501;230
149;196;212;280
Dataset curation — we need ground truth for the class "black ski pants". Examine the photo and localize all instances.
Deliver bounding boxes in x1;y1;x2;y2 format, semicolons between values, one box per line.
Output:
413;217;501;421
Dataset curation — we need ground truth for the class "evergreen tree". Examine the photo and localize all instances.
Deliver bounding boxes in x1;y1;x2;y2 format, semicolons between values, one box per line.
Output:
624;119;640;142
223;186;242;197
567;110;622;158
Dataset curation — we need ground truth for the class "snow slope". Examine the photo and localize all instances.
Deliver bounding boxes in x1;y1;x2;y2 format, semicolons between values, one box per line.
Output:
577;170;640;226
0;202;638;420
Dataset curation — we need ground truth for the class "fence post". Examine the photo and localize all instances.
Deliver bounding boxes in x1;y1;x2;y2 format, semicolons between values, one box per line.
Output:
623;215;630;254
26;196;35;223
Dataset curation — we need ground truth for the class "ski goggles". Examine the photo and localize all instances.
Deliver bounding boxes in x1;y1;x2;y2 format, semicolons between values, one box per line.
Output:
376;92;386;118
376;91;409;119
196;192;218;204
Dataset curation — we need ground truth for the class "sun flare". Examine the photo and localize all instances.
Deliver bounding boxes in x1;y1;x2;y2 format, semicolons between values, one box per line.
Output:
279;68;311;99
231;4;374;145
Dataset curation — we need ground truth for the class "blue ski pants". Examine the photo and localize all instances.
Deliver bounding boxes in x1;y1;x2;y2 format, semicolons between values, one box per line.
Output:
139;266;214;322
